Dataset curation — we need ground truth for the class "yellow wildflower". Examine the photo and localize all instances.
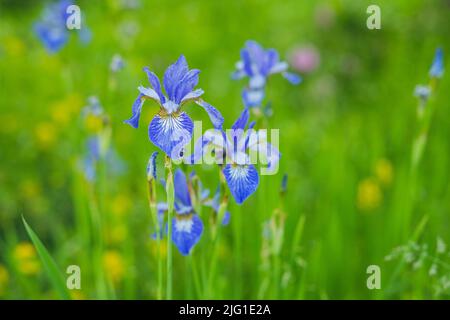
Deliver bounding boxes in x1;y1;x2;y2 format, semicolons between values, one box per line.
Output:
357;178;382;211
13;242;41;275
108;225;127;244
103;250;124;283
111;194;132;217
374;158;394;187
0;264;9;296
19;179;41;199
35;122;57;150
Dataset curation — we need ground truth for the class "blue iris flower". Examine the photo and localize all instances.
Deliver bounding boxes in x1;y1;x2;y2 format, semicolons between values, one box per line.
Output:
154;169;204;256
34;0;91;53
196;108;280;204
124;55;224;159
232;40;302;108
429;48;444;78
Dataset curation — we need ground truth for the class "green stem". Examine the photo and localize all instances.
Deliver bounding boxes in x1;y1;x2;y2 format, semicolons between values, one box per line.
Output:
165;156;175;299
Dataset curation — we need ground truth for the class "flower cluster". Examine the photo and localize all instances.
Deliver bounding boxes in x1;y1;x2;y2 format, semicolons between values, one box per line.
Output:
126;50;284;256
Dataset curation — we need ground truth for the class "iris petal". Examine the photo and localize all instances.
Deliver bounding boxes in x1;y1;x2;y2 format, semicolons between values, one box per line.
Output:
138;86;162;103
174;69;200;104
163;55;189;101
242;88;265;108
148;111;193;159
143;67;166;103
263;49;279;75
172;214;203;256
223;164;259;204
180;89;204;105
240;48;254;77
282;72;302;85
269;61;288;74
124;93;145;128
232;107;250;131
174;169;192;208
195;100;224;129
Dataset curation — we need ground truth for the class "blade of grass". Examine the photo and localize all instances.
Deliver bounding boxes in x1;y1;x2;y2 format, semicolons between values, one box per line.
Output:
22;216;71;300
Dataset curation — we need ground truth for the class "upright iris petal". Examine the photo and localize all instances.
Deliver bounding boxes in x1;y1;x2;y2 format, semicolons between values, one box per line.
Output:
125;55;223;158
173;169;193;214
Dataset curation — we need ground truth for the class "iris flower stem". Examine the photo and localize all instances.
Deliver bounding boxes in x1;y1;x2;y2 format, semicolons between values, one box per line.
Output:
165;156;175;299
147;178;163;299
205;172;229;298
189;255;202;298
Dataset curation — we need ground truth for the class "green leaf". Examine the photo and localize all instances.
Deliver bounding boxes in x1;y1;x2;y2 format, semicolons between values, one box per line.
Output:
22;217;71;300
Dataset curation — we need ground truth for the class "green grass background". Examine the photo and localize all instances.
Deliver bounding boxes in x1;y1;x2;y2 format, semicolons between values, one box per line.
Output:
0;0;449;299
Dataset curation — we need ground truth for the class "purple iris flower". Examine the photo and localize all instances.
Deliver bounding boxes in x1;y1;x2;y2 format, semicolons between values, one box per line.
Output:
124;55;224;159
34;0;91;53
232;40;302;108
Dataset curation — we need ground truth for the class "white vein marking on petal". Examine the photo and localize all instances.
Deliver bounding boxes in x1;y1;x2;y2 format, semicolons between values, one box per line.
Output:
229;165;249;182
175;218;194;233
160;113;189;134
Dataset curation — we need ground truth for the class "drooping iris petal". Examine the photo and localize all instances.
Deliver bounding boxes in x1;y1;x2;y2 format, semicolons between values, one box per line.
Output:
143;67;166;103
174;169;192;209
138;86;162;103
195;100;224;129
172;214;203;256
223;164;259;204
231;68;246;80
174;69;200;104
148;111;193;159
180;89;204;105
163;55;189;101
269;61;288;74
124;93;145;128
282;72;302;85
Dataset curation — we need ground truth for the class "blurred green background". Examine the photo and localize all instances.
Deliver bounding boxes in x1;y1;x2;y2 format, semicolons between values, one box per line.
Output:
0;0;449;299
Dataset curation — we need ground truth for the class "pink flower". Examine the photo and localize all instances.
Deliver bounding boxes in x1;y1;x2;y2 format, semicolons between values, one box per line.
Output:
289;46;320;73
